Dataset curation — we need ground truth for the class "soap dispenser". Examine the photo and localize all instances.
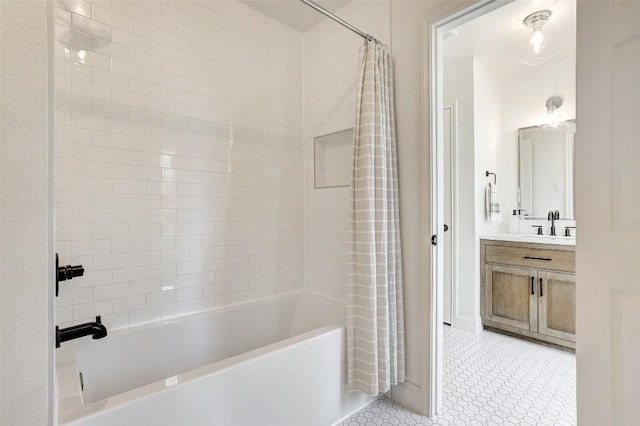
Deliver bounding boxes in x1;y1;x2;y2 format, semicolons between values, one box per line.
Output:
509;210;519;233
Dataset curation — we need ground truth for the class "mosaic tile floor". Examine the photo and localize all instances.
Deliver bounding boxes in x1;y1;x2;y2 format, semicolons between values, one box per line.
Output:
340;326;576;425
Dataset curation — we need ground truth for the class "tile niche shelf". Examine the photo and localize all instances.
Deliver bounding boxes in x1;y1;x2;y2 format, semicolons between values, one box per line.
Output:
314;128;353;189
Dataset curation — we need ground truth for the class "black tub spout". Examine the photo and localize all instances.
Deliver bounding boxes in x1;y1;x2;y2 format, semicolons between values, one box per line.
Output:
56;315;108;348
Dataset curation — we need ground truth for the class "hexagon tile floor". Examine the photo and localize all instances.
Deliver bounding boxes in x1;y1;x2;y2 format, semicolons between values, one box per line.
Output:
339;326;576;425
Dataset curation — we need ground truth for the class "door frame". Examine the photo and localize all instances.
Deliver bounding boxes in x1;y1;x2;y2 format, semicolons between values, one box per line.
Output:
443;100;457;327
422;0;516;415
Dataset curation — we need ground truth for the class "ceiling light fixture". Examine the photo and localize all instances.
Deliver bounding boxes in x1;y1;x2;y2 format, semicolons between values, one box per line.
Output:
515;10;561;66
542;95;569;131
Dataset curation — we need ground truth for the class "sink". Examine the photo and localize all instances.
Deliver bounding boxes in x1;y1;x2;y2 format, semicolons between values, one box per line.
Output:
515;234;575;241
480;233;576;245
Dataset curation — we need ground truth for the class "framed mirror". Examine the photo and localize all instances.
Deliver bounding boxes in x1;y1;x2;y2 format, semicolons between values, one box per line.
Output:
518;120;576;219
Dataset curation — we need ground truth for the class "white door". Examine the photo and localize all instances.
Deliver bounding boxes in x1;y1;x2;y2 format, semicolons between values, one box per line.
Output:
443;105;454;325
577;1;640;424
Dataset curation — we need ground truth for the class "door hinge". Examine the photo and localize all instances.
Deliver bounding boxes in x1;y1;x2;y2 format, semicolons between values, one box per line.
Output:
431;234;437;246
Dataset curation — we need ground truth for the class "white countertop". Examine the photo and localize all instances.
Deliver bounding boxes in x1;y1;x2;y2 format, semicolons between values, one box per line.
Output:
479;233;576;246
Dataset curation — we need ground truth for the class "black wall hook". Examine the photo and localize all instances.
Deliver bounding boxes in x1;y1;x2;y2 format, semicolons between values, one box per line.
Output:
485;171;497;185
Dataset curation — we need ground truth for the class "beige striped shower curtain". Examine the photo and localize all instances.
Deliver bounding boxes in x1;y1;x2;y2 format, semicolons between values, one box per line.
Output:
347;41;405;395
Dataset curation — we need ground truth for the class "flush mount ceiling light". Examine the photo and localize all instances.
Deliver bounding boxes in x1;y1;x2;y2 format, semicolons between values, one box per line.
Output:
543;95;569;131
515;10;561;66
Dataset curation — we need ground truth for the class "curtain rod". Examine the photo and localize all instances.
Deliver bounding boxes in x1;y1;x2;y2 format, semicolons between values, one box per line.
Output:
298;0;377;42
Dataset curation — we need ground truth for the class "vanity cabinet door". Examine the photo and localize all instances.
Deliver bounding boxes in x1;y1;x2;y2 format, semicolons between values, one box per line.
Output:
485;265;538;332
538;271;576;342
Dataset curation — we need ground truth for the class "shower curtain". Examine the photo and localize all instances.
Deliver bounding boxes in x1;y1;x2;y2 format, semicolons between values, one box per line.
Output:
347;41;405;395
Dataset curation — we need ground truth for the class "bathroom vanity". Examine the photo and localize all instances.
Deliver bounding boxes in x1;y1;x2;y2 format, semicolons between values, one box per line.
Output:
480;236;576;349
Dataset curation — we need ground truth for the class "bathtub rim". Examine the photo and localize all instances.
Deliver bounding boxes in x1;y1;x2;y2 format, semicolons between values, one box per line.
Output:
70;289;310;337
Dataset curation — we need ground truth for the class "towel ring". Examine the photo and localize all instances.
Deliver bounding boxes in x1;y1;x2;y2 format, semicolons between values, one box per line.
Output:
486;171;496;185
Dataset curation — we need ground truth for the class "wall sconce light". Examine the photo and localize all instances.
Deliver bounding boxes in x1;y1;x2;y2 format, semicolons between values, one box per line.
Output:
543;95;569;131
515;10;561;66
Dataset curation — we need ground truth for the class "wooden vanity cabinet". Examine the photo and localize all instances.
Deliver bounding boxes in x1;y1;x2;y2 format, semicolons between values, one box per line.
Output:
481;239;576;349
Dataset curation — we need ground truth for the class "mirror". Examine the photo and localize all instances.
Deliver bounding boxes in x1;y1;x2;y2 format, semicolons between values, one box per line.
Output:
518;120;576;219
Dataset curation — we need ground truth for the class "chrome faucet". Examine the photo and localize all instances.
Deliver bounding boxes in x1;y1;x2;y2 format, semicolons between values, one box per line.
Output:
547;210;560;236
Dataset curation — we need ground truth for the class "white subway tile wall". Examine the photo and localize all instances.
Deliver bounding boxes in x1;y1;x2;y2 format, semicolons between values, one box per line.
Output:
303;1;390;301
55;0;304;329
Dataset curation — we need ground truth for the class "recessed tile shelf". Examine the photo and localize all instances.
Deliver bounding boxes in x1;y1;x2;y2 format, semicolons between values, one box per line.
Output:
314;128;353;189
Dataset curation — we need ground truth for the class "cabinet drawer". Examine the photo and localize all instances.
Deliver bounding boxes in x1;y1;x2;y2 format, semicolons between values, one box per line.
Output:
485;244;575;272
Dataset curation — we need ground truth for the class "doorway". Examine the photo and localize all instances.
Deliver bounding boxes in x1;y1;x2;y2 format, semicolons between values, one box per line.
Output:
432;0;577;420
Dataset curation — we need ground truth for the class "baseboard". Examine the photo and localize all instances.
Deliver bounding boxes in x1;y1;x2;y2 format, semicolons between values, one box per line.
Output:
453;313;482;334
390;381;426;415
331;394;377;426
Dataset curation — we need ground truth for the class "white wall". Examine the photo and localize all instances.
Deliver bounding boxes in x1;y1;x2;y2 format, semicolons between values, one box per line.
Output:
303;1;390;302
390;0;475;413
443;57;477;332
499;55;576;227
390;1;433;407
473;58;502;238
54;0;304;330
0;1;53;424
470;58;501;332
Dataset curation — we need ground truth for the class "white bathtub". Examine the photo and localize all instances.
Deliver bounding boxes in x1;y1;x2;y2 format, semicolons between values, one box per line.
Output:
56;291;373;425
